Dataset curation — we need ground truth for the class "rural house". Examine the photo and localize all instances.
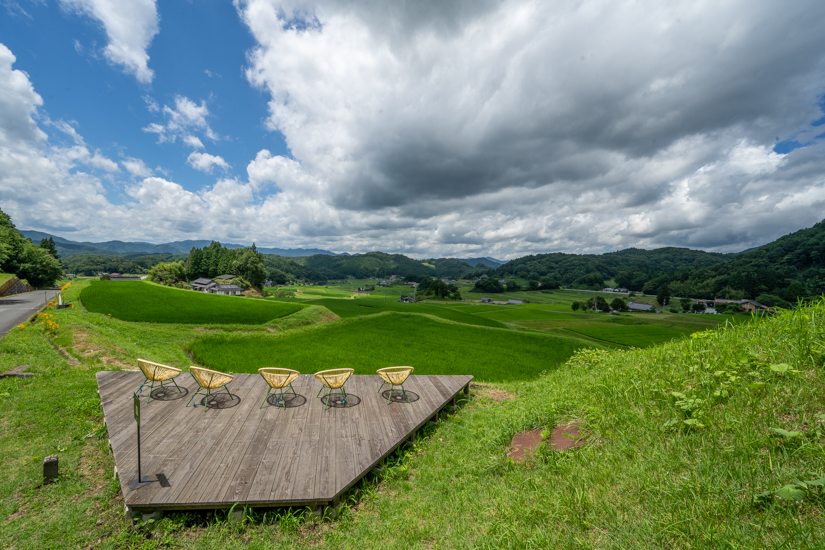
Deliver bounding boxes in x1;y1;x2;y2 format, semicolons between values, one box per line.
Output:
714;299;770;313
191;277;215;292
398;295;415;303
212;284;243;296
627;302;658;312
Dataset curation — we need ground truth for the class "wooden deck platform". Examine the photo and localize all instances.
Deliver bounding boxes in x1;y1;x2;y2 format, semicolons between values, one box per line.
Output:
96;371;472;512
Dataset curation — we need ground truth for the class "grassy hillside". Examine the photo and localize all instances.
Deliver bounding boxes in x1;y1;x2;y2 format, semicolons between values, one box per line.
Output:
81;280;303;324
189;312;583;381
2;279;823;548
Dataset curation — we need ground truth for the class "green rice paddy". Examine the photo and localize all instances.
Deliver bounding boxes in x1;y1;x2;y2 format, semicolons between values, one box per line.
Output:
189;313;584;382
302;298;507;328
80;281;303;324
565;324;689;347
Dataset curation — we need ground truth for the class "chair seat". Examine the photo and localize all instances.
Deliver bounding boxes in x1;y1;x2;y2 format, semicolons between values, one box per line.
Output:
377;366;413;385
190;366;234;389
259;368;300;389
137;358;182;381
314;368;354;389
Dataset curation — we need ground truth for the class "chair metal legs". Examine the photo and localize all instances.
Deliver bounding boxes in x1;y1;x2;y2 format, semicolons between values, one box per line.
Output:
188;383;231;411
320;384;348;410
260;383;297;409
384;383;408;404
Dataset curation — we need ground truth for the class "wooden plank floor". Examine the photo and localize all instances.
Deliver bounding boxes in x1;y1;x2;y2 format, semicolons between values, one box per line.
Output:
97;372;472;511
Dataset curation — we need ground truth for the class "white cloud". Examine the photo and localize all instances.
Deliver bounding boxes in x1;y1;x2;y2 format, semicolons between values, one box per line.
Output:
143;95;218;144
224;0;825;255
183;135;204;149
0;43;46;149
187;151;230;173
60;0;159;84
122;157;153;177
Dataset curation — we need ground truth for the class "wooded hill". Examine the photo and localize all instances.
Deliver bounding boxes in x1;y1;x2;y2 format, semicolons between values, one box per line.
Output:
492;221;825;302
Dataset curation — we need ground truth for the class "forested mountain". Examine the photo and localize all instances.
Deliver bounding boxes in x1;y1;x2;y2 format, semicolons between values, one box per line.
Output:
492;221;825;300
495;247;732;290
656;221;825;302
61;254;186;276
293;252;473;280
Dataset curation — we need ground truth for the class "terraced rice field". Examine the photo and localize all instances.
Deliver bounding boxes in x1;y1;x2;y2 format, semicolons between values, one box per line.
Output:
189;313;583;382
81;281;303;324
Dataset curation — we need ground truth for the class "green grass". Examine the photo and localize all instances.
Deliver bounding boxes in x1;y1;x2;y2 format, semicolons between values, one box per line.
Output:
565;324;690;347
473;307;578;321
303;298;507;328
189;312;584;381
81;280;304;325
0;273;14;286
3;277;823;548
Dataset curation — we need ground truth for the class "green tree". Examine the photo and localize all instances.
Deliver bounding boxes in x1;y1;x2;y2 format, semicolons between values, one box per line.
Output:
657;284;671;306
691;301;707;313
16;244;63;287
571;301;580;311
39;237;59;260
610;297;627;312
234;249;267;288
505;280;521;292
0;209;62;287
680;296;692;312
783;281;807;302
148;261;187;287
527;279;540;291
472;278;504;293
268;268;289;285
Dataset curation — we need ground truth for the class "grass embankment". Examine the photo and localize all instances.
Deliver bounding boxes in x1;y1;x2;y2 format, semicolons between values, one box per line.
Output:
302;298;507;328
81;281;304;325
0;273;14;286
189;312;583;382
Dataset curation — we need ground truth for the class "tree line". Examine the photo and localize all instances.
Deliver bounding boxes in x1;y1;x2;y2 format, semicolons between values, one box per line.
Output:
0;208;62;287
487;220;825;302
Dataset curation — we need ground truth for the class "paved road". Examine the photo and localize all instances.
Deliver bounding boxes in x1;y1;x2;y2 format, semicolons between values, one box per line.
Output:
0;290;60;338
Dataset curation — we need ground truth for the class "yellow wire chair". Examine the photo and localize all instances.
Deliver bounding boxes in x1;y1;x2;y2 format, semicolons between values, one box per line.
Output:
136;359;183;402
187;366;235;411
376;366;414;404
314;368;354;410
258;368;300;409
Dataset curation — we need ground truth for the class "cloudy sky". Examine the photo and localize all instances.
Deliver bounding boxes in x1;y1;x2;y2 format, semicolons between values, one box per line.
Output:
1;0;824;258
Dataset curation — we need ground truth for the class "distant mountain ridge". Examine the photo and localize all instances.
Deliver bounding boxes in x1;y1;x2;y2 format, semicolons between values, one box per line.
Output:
20;231;340;258
457;257;506;269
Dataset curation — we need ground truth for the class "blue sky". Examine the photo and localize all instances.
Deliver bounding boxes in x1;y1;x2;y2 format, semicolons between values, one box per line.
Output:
1;0;824;258
1;0;286;196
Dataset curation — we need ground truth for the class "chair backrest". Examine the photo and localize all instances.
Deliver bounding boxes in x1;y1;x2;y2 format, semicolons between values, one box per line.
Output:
190;366;235;389
137;358;182;381
377;366;413;385
259;368;300;389
314;368;354;389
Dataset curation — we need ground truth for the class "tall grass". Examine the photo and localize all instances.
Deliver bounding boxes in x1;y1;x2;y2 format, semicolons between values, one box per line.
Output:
81;281;303;325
